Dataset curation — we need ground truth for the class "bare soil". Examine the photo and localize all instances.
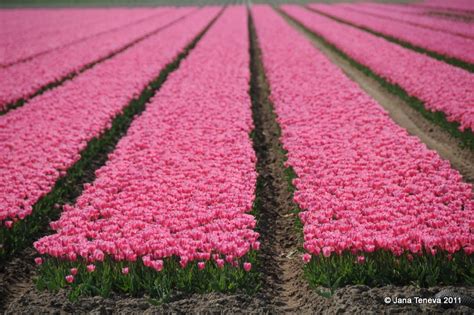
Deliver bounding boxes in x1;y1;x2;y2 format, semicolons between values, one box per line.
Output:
1;8;473;315
249;15;318;313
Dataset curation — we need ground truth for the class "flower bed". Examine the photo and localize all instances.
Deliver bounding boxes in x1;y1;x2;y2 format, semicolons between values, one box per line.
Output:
0;8;219;253
309;4;474;65
282;5;474;135
34;7;259;298
0;8;191;110
0;8;164;66
253;5;473;287
340;3;474;38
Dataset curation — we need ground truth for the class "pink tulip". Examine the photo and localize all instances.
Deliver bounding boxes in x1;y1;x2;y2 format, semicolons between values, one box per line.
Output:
4;221;13;229
243;262;252;272
34;257;43;265
70;268;78;275
65;275;74;283
252;241;260;250
122;267;129;275
197;262;205;271
322;247;332;258
87;264;96;272
357;256;365;264
302;253;311;264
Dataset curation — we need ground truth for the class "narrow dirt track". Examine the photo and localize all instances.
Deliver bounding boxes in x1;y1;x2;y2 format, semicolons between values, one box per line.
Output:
248;11;319;313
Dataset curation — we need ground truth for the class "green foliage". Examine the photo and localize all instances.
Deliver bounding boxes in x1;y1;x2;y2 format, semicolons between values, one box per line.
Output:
36;252;259;301
304;250;474;289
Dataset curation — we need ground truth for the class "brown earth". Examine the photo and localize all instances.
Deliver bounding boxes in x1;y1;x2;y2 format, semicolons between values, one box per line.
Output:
1;8;474;315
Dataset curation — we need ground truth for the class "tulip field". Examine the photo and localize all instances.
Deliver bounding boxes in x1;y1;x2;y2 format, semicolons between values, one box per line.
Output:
0;0;473;313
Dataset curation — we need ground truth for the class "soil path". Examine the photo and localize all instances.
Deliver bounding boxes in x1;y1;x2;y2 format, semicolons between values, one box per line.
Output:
248;11;319;313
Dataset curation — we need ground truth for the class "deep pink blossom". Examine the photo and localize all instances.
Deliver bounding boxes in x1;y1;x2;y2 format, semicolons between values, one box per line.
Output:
87;264;96;272
302;253;311;264
216;259;225;269
417;0;474;12
0;8;167;67
197;262;205;271
65;275;74;283
34;257;43;265
339;3;474;38
0;8;192;110
70;268;78;275
122;267;129;275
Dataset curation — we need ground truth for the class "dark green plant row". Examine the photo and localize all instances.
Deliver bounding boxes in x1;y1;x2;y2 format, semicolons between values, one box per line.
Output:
305;250;474;290
36;252;258;302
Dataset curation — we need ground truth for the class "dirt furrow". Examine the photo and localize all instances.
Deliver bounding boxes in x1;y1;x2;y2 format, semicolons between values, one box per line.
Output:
248;10;318;314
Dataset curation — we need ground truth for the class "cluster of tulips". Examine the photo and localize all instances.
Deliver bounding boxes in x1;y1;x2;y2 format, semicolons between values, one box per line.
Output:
421;0;474;12
35;8;258;281
0;8;192;109
309;4;474;64
253;6;473;262
283;5;474;132
0;8;218;229
341;3;474;38
1;8;163;66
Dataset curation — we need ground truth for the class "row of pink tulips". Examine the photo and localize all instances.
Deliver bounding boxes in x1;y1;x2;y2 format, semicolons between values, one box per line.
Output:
0;8;126;38
282;5;474;132
253;6;473;259
0;9;218;228
309;4;474;64
340;3;474;39
357;2;470;17
0;8;194;110
35;7;259;272
418;0;474;12
0;8;164;66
